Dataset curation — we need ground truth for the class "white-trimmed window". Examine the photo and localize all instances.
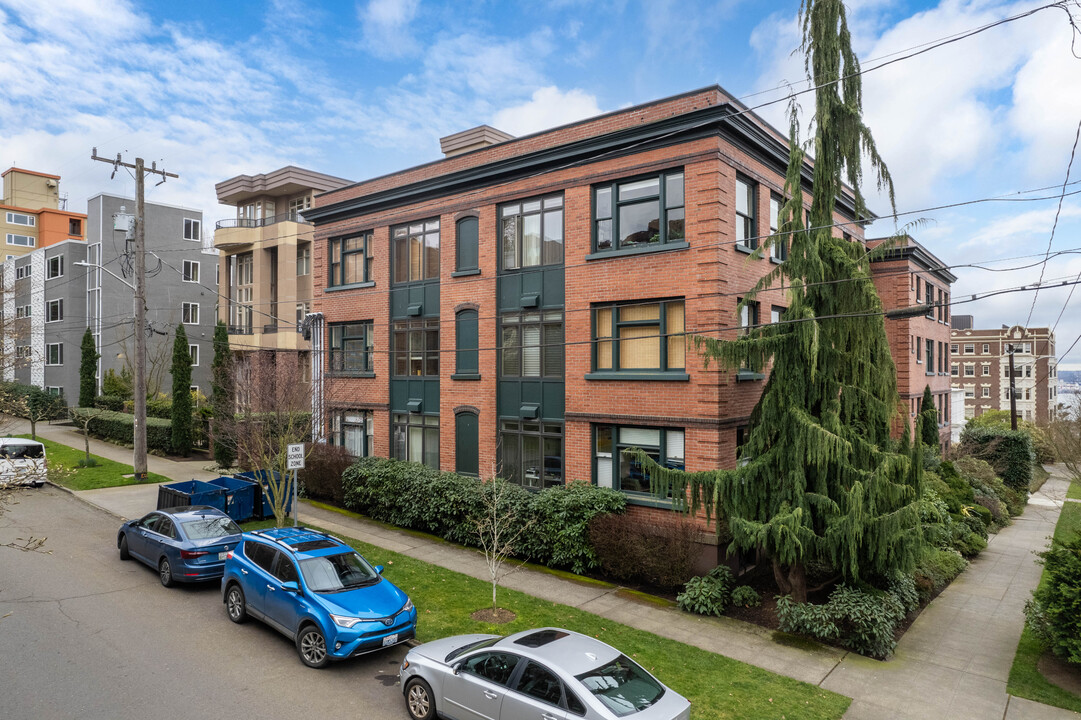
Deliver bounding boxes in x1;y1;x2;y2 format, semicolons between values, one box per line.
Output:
982;343;990;354
15;345;30;358
46;343;63;366
6;211;35;227
964;387;975;398
15;264;30;279
7;233;34;247
189;344;199;366
182;302;199;325
950;364;958;377
982;364;990;376
963;364;974;377
288;195;311;221
981;387;990;398
45;386;62;397
964;344;974;354
297;245;311;276
183;218;201;241
189;385;199;394
46;255;63;279
46;299;63;322
182;260;200;283
15;305;30;318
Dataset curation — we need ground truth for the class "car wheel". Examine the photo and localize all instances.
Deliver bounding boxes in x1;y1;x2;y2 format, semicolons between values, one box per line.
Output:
158;558;175;588
405;678;436;720
296;625;329;669
225;584;247;624
119;535;130;561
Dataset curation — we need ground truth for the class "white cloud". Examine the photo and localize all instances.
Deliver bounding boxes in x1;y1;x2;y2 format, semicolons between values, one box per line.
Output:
491;86;602;136
359;0;421;59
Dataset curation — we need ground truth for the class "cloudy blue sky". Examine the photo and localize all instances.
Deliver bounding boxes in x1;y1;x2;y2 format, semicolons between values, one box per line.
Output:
2;0;1080;367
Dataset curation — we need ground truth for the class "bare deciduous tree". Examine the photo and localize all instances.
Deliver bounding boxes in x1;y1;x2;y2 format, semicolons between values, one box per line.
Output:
1048;395;1081;481
474;469;534;611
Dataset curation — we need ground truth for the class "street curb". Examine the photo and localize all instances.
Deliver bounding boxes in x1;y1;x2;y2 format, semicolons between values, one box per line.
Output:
47;480;127;522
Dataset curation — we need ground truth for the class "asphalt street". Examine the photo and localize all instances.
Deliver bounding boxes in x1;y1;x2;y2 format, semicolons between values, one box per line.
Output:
0;488;410;720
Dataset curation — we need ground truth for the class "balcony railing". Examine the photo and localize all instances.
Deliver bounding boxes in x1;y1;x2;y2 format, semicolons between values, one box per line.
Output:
227;325;254;335
215;212;312;230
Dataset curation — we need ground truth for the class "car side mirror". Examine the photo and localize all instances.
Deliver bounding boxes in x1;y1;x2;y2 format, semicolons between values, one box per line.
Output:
374;565;384;575
281;581;300;593
452;662;462;676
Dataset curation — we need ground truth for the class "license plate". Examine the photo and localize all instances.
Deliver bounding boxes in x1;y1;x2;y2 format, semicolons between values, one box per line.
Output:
218;552;228;560
382;633;398;647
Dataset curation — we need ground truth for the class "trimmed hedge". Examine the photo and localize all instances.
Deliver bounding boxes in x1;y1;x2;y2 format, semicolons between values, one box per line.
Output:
72;408;172;452
1025;534;1081;665
342;457;625;574
959;426;1034;492
93;395;125;411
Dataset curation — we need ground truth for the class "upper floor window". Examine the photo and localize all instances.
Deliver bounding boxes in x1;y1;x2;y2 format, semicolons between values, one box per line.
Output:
296;245;311;276
288;195;311;222
963;344;974;354
69;218;81;236
951;343;958;354
189;344;199;366
6;212;34;227
329;232;373;287
46;299;63;322
183;218;201;241
392;318;438;376
501;195;563;270
501;311;563;378
593;170;684;253
182;260;199;283
46;255;63;279
594;300;684;372
735;177;757;249
182;302;199;325
915;277;922;302
982;343;990;354
7;233;34;247
15;264;30;279
46;343;63;366
456;216;479;273
392;220;439;284
769;194;787;261
329;322;374;374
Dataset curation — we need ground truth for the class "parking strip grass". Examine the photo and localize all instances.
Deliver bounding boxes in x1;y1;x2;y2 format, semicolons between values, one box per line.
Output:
1006;500;1081;713
24;435;171;490
1067;477;1081;501
242;519;850;720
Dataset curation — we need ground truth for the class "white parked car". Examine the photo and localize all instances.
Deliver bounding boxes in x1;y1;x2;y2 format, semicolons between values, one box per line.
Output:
0;438;47;488
399;627;691;720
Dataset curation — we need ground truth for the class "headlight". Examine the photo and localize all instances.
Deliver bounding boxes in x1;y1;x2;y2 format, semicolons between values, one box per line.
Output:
331;614;363;628
402;598;414;613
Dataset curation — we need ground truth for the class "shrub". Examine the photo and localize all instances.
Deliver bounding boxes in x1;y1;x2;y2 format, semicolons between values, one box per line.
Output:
520;481;626;574
973;494;1010;528
72;408;172;452
954;455;1026;516
146;396;172;420
959;426;1034;491
677;566;733;617
589;513;699;589
1024;535;1081;665
102;367;133;400
730;585;761;608
778;584;906;659
93;395;125;412
298;443;353;504
887;571;920;614
913;548;968;601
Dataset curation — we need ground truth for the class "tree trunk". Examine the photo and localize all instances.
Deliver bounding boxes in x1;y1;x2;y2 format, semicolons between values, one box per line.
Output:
84;428;92;465
772;558;808;603
29;419;37;441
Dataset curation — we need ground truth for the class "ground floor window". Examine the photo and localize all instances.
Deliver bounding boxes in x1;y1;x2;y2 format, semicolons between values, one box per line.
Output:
593;424;684;495
392;412;438;468
331;410;373;458
500;420;562;489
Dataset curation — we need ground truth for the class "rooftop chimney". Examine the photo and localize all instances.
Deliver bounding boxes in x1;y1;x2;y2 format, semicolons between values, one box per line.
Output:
439;125;515;158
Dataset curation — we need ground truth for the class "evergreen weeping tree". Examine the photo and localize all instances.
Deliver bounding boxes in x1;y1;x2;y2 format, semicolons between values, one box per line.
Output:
638;0;923;602
211;320;236;468
171;324;193;456
78;328;99;408
920;385;940;451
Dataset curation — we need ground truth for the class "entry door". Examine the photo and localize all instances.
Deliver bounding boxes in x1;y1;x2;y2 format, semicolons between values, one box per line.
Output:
455;412;479;476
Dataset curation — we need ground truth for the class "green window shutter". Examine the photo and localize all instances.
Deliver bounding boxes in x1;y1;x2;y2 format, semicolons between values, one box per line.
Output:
455;412;479;476
456;217;479;271
456;309;479;374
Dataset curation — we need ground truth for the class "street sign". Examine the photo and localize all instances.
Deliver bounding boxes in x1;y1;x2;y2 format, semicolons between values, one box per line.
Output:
286;443;305;470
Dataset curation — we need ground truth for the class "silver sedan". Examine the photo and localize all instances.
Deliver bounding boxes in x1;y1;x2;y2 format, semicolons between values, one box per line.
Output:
398;627;690;720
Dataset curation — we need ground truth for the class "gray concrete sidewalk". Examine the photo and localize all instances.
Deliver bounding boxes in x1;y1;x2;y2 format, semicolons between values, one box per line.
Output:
34;422;1080;718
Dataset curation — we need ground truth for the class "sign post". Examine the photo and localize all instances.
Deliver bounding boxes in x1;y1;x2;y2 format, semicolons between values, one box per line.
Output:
286;444;305;527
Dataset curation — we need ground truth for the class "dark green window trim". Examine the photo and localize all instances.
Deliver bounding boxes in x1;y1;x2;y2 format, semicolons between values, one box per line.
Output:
329;321;373;374
592;299;685;373
392;218;440;285
451;268;481;278
456;216;479;273
734;244;755;255
329;231;373;287
455;410;479;477
329;410;373;457
592;169;684;254
392;318;439;377
391;412;439;469
324;280;376;293
584;240;689;262
451;373;482;381
499;193;564;271
500;310;564;378
585;371;689;382
500;419;563;489
592;423;684;505
455;309;479;376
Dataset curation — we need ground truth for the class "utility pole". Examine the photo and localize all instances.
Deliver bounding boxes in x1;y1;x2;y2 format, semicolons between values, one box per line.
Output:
90;149;178;480
1008;344;1018;431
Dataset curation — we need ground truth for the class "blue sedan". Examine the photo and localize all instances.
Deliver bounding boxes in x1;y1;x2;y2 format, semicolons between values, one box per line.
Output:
118;506;242;587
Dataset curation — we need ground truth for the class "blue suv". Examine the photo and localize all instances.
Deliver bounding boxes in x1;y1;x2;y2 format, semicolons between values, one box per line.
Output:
221;527;417;668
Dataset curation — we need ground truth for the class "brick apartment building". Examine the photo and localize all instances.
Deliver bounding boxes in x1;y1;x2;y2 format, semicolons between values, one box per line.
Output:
868;236;955;446
949;318;1059;423
302;85;876;564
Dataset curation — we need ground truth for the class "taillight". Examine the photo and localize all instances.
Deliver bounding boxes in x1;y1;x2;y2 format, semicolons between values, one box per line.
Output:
180;549;208;559
226;551;234;559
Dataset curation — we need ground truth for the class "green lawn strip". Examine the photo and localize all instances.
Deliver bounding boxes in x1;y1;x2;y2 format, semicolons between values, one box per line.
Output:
1067;478;1081;501
1006;501;1081;711
241;519;850;719
24;435;171;490
1031;463;1051;492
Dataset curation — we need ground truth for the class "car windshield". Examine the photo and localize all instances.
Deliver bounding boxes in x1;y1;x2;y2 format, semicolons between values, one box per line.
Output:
575;654;665;717
446;637;500;663
0;444;43;459
299;551;379;593
180;516;242;539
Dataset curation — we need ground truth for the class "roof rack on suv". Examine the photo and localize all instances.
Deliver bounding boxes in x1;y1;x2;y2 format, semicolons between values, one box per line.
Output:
248;527;342;554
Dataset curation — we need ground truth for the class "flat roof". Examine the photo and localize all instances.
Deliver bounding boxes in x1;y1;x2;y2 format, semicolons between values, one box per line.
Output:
2;167;61;180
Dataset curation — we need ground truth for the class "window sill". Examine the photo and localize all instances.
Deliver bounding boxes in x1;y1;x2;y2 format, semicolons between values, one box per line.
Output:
328;371;376;378
734;243;757;255
451;268;481;278
325;281;375;293
451;373;482;381
769;256;784;264
623;492;676;510
926;371;936;376
585;240;689;262
737;370;766;382
585;371;689;382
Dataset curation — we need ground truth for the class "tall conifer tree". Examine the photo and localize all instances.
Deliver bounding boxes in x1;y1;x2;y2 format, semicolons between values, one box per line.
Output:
211;320;236;468
171;324;193;456
639;0;922;601
78;327;99;408
920;385;940;451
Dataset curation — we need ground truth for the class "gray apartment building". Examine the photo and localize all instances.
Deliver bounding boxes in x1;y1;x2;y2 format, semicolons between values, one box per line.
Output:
3;193;217;401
